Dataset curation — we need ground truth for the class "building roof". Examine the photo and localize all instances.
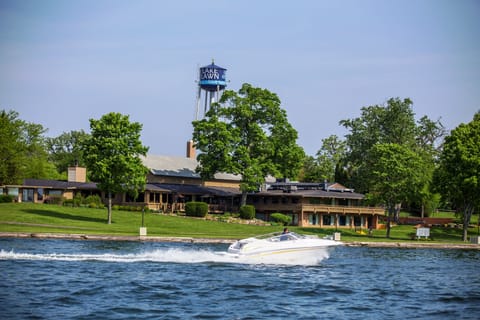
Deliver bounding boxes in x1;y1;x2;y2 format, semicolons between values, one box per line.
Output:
23;179;98;190
258;181;364;199
19;179;238;197
148;183;240;197
254;189;364;199
141;154;241;181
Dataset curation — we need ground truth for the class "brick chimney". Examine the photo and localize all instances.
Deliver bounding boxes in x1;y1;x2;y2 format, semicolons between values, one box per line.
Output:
68;165;86;183
186;140;196;159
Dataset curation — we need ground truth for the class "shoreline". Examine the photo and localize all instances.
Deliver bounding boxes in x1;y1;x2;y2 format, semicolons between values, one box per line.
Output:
1;232;479;250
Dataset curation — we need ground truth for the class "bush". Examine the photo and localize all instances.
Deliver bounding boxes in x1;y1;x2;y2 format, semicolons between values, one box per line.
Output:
0;195;14;203
85;195;103;207
239;205;255;220
270;213;292;226
45;195;65;205
63;199;74;207
73;193;83;207
185;202;208;217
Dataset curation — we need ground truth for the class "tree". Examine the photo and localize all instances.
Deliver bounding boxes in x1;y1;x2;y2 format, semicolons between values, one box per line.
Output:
434;112;480;241
366;143;427;238
339;98;444;221
300;155;322;182
416;115;446;156
0;110;59;184
21;121;61;180
316;135;346;182
192;83;304;206
340;98;418;192
301;135;346;183
46;130;89;175
0;110;27;184
82;112;149;224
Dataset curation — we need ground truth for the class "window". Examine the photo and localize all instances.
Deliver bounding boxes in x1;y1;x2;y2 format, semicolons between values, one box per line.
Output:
22;189;34;202
322;214;334;226
354;216;362;227
37;188;44;201
48;190;62;196
126;192;145;202
7;187;19;197
291;214;298;225
308;214;319;225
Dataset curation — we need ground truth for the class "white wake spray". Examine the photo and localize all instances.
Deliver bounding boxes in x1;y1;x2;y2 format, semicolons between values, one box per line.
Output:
0;247;330;266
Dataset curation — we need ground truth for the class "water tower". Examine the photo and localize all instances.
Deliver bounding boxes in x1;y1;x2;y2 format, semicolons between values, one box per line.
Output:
195;60;227;119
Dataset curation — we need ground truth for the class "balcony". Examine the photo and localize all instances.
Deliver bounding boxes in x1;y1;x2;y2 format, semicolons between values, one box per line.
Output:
253;203;385;216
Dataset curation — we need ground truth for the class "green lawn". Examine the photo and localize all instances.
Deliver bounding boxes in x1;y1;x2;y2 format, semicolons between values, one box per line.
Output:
0;203;478;243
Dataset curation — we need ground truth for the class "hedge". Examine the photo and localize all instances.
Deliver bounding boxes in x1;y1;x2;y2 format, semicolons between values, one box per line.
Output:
0;195;14;203
239;205;255;220
270;212;292;226
185;202;208;217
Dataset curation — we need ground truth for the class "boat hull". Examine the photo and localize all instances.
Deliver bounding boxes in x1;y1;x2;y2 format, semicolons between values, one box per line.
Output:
227;233;342;265
228;246;336;265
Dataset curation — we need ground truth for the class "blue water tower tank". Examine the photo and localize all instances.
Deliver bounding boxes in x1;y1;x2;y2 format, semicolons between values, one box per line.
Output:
199;61;227;92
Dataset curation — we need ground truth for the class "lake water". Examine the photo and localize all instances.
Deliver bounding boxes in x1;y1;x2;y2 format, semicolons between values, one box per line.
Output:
1;238;479;320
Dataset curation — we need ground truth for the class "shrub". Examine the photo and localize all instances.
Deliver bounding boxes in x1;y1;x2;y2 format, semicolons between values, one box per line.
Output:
196;202;208;217
0;195;14;203
73;193;83;207
270;212;292;226
239;205;255;220
185;202;208;217
63;199;74;207
46;195;65;205
85;195;103;207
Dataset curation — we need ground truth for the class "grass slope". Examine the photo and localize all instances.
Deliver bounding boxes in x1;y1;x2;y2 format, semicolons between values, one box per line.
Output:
0;203;478;243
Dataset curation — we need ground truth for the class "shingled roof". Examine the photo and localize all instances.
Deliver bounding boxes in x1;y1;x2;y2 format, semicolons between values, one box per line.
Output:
141;154;241;181
149;183;240;197
23;179;98;190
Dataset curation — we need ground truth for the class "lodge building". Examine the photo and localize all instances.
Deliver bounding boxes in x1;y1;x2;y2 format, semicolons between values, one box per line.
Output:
0;144;385;230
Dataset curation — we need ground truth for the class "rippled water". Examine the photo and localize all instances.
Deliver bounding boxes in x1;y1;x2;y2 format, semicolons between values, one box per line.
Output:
1;238;479;320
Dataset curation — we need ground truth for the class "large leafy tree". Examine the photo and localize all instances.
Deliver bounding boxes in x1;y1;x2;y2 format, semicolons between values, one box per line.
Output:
339;98;418;192
22;121;60;180
82;112;149;224
302;135;346;182
367;143;428;238
339;98;444;221
0;110;27;184
0;110;59;184
434;112;480;241
192;83;305;205
46;130;89;175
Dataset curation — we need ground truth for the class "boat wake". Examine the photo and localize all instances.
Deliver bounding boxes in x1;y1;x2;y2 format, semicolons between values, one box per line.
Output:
0;247;330;266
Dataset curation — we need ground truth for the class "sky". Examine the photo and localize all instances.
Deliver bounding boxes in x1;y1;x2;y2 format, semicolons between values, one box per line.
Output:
1;0;479;157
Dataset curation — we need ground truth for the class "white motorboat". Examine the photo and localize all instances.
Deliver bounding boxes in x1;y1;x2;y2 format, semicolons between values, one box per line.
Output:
227;232;342;261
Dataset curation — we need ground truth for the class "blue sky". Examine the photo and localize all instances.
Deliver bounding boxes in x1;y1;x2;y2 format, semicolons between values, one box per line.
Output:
1;0;479;157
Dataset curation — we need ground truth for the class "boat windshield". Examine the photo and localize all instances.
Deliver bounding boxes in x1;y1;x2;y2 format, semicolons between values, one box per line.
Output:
253;232;307;242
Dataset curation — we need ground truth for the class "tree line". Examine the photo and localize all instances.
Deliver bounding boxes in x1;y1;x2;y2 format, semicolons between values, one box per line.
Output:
1;84;479;239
